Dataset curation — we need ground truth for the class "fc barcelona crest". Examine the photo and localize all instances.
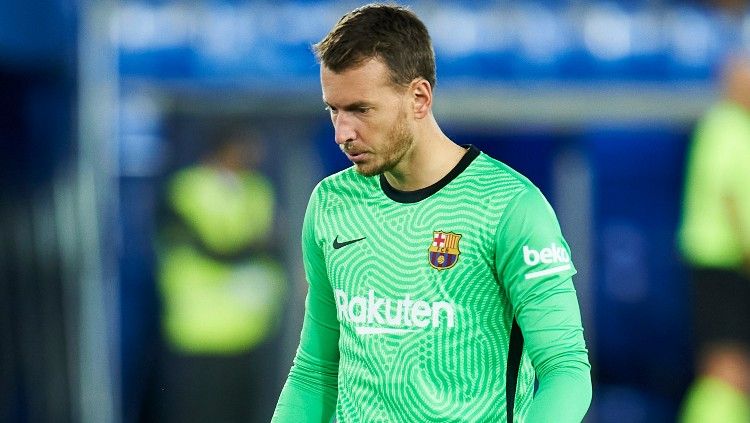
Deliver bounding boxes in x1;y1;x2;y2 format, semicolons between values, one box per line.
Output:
429;231;462;270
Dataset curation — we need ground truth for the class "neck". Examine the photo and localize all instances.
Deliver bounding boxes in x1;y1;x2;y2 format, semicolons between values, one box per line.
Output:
383;118;466;191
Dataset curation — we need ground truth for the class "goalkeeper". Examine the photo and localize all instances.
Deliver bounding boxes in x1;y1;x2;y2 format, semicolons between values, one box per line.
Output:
273;4;592;422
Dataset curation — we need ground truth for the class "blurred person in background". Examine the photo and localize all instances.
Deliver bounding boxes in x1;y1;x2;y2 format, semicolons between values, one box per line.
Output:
272;4;591;422
679;54;750;423
151;127;286;423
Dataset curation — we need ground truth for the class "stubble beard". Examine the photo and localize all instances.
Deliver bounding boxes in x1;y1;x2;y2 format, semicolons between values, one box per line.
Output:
354;111;414;177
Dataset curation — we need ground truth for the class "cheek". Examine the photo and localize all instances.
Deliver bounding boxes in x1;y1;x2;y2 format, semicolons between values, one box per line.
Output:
361;107;403;145
358;119;383;141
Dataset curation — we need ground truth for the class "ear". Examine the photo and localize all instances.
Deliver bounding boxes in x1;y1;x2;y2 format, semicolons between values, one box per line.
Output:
410;78;432;119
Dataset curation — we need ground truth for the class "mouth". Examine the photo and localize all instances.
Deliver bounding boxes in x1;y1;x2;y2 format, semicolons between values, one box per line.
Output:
346;151;368;163
341;143;369;163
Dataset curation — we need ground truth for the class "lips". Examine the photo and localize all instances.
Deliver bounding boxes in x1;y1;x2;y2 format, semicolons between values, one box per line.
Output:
341;144;368;162
346;151;368;163
346;148;364;156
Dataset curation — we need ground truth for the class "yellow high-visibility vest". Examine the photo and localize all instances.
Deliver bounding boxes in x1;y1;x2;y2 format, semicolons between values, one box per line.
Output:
680;102;750;269
158;166;286;354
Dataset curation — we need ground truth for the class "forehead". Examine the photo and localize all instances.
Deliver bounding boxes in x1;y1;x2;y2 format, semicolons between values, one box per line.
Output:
321;58;400;105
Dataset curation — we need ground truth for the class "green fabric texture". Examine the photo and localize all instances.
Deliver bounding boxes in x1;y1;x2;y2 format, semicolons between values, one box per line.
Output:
273;150;591;422
680;377;750;423
680;102;750;268
159;166;284;354
495;188;592;423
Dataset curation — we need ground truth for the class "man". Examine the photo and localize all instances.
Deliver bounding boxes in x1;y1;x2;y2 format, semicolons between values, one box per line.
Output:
273;4;591;422
154;128;285;422
679;55;750;423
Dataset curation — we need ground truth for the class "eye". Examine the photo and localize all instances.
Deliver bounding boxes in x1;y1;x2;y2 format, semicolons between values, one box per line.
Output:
325;105;338;115
356;107;371;114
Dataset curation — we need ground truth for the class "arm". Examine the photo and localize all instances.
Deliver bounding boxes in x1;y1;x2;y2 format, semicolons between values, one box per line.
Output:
272;189;340;423
496;188;592;422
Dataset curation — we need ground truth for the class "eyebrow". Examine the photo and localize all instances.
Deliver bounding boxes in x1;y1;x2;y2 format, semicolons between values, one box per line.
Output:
322;99;373;111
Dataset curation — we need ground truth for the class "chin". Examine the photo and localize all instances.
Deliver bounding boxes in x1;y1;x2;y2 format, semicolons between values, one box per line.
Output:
353;162;385;177
353;165;379;177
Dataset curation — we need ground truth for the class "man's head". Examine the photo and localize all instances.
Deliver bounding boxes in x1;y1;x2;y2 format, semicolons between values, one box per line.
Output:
722;54;750;111
313;3;436;91
207;126;265;172
315;4;437;177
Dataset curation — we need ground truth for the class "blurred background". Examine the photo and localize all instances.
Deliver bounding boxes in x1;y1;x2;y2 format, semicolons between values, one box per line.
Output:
1;0;749;422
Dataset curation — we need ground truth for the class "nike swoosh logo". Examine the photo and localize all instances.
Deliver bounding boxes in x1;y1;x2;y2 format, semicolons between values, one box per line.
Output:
333;236;366;249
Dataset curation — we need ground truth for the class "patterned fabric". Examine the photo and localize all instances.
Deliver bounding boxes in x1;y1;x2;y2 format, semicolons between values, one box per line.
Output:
274;146;591;422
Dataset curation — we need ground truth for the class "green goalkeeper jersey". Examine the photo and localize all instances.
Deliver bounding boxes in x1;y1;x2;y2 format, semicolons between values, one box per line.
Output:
273;146;591;422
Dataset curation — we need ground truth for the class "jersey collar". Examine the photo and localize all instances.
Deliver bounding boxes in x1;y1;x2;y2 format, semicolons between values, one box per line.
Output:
379;144;480;204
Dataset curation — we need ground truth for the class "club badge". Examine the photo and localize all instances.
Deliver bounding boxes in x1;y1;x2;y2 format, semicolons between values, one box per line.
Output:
429;231;462;270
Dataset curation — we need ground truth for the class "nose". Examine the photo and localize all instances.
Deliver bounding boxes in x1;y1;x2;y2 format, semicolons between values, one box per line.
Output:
333;113;356;146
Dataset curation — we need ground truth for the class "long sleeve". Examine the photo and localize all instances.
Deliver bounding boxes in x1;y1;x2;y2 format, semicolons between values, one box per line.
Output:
495;187;592;422
515;274;592;422
272;189;340;423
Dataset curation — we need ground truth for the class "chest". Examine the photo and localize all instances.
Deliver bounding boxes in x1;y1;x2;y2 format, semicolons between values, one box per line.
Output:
318;198;498;298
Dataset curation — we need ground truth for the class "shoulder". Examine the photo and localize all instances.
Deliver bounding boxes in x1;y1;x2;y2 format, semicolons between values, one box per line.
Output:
170;165;212;187
309;166;378;209
316;166;359;190
462;152;560;233
168;166;216;202
462;151;538;203
475;152;533;182
698;102;750;140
